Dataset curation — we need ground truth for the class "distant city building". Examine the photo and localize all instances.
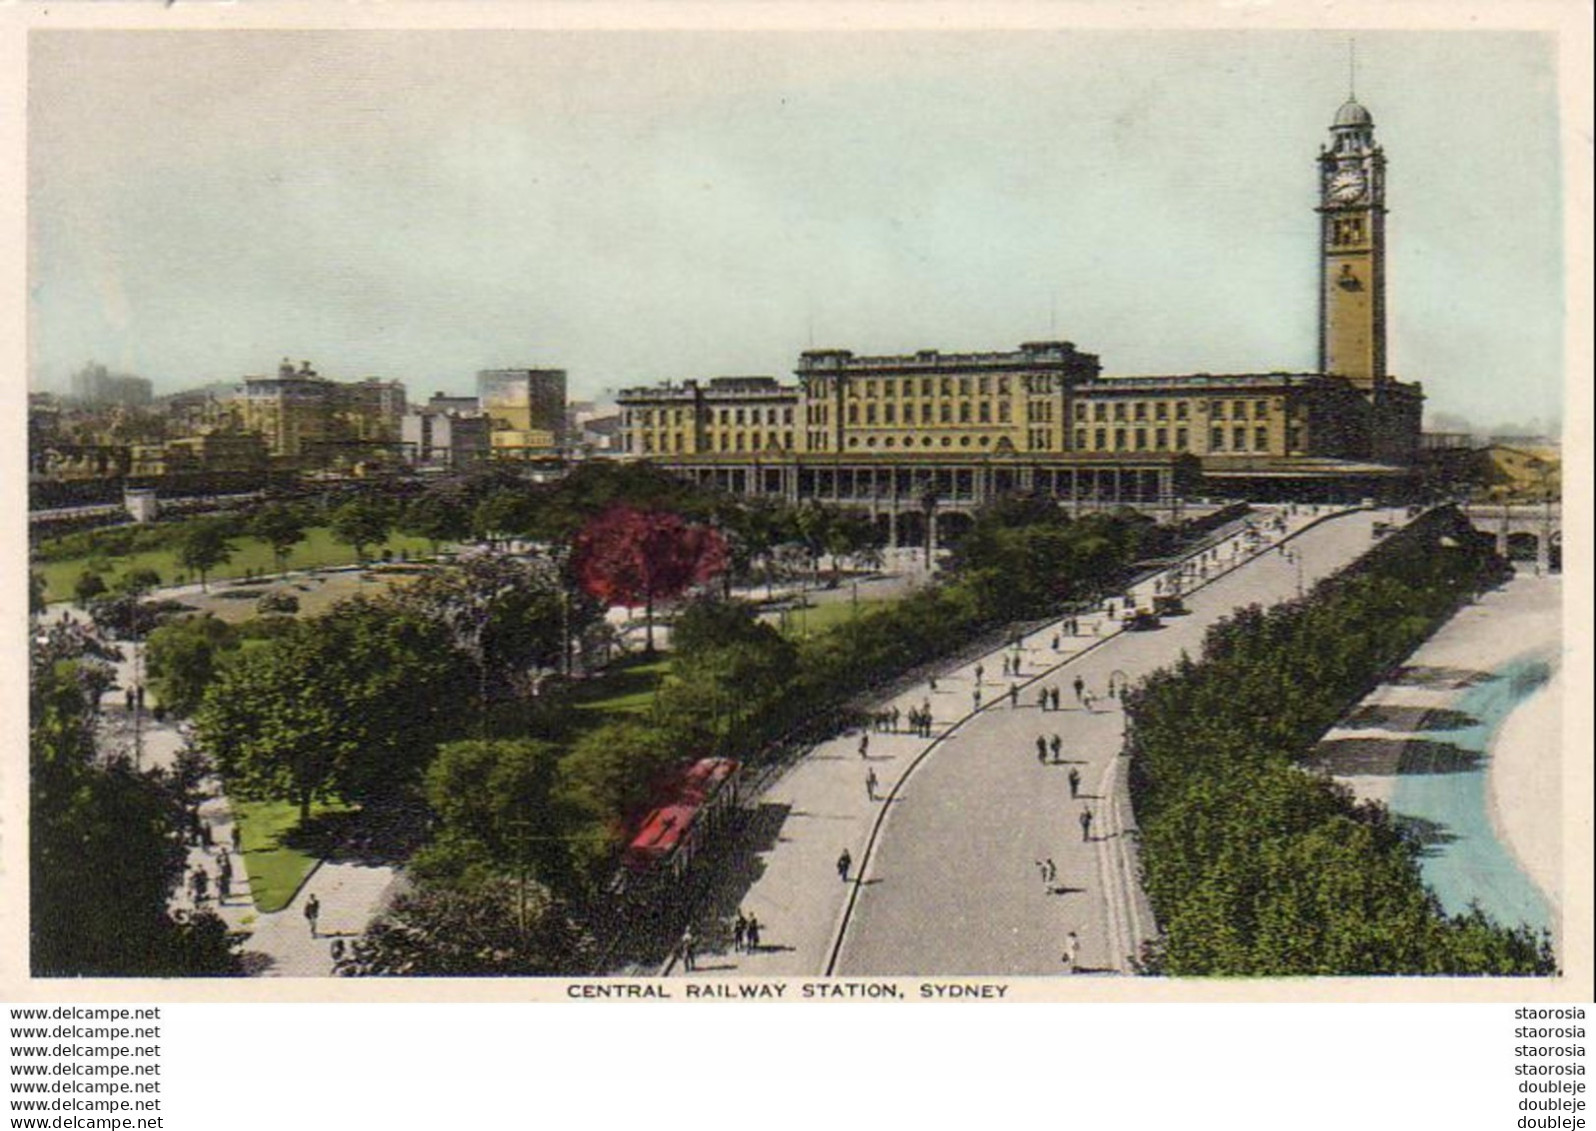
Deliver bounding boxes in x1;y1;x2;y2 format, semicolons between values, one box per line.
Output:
478;368;568;455
70;362;153;408
402;408;491;468
236;359;407;466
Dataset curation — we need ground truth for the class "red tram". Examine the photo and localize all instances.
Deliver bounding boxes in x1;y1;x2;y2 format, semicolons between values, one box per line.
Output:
621;757;742;884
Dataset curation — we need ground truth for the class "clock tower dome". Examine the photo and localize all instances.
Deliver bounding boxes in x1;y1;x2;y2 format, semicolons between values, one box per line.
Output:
1317;97;1387;387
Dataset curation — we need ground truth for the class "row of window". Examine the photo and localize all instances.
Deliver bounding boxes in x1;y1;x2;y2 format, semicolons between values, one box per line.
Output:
835;401;1020;426
1072;399;1277;424
824;374;1067;398
631;431;796;454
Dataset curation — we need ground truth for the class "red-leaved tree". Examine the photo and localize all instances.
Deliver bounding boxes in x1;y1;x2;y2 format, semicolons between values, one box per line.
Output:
571;506;727;654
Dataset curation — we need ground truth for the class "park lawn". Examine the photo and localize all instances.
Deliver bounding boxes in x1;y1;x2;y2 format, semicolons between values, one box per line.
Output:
568;655;672;719
232;796;357;914
770;596;900;638
37;525;437;603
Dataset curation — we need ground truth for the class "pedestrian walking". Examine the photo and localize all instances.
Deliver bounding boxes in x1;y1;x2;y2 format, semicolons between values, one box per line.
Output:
1068;767;1081;798
972;688;982;710
680;927;698;973
1036;736;1048;764
1073;675;1085;703
746;915;762;952
217;870;231;902
1009;683;1019;708
974;663;984;686
1062;931;1080;973
1038;687;1049;711
1044;858;1057;885
865;767;879;801
1050;733;1063;761
928;676;937;693
304;893;321;938
858;731;869;758
1051;633;1061;652
1050;687;1061;712
231;822;243;853
733;912;748;953
124;686;134;711
1079;808;1093;842
190;869;209;904
837;849;853;883
1083;690;1095;713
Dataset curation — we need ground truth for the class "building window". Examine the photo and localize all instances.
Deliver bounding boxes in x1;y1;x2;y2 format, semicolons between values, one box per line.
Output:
940;404;952;423
1255;426;1269;449
847;404;859;424
1114;428;1126;450
865;380;877;398
1233;426;1247;450
959;403;972;423
1094;428;1107;450
998;377;1011;395
978;402;991;423
1076;402;1090;421
903;403;916;424
783;431;793;449
884;404;896;424
922;378;934;396
1287;428;1302;451
1134;402;1148;421
1155;402;1168;421
1255;400;1269;419
1113;403;1127;422
978;377;990;395
1233;402;1247;421
941;378;954;397
1175;428;1188;450
1094;403;1108;422
865;404;877;424
958;378;971;396
999;402;1011;423
1135;429;1148;450
1211;427;1223;450
1155;428;1168;450
1210;401;1224;420
1176;402;1189;421
1075;429;1087;449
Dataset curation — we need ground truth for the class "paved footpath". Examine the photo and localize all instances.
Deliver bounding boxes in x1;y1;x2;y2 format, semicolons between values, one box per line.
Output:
669;504;1406;978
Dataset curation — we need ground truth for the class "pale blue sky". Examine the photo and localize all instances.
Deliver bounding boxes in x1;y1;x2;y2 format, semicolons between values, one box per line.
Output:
29;29;1564;432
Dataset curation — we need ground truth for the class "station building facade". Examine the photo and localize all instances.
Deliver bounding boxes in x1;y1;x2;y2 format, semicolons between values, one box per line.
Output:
615;95;1423;515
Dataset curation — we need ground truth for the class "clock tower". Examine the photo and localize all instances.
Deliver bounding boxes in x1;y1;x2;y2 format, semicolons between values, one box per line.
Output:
1317;97;1387;387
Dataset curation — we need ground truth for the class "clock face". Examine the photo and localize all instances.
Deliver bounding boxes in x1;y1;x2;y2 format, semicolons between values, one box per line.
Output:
1328;167;1366;204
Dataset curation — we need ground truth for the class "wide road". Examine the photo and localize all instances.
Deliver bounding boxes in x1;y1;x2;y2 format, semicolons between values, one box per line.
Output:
833;505;1400;976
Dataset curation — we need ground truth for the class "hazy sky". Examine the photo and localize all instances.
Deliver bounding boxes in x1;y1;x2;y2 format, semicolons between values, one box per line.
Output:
29;29;1564;430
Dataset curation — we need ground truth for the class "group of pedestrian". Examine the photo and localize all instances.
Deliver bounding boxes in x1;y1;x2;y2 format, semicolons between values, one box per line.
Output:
905;702;935;737
863;707;903;732
731;910;763;953
1034;733;1067;766
1036;686;1063;711
1001;654;1023;678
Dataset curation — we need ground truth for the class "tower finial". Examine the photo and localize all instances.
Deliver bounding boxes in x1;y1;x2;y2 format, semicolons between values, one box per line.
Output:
1349;38;1357;100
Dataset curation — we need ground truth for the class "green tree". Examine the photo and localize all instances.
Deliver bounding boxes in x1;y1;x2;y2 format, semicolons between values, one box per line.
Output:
252;503;307;576
177;520;235;592
74;569;107;606
328;498;392;564
115;566;162;598
399;491;472;556
342;877;593;976
421;738;569;882
145;615;240;718
196;599;472;821
29;570;48;619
